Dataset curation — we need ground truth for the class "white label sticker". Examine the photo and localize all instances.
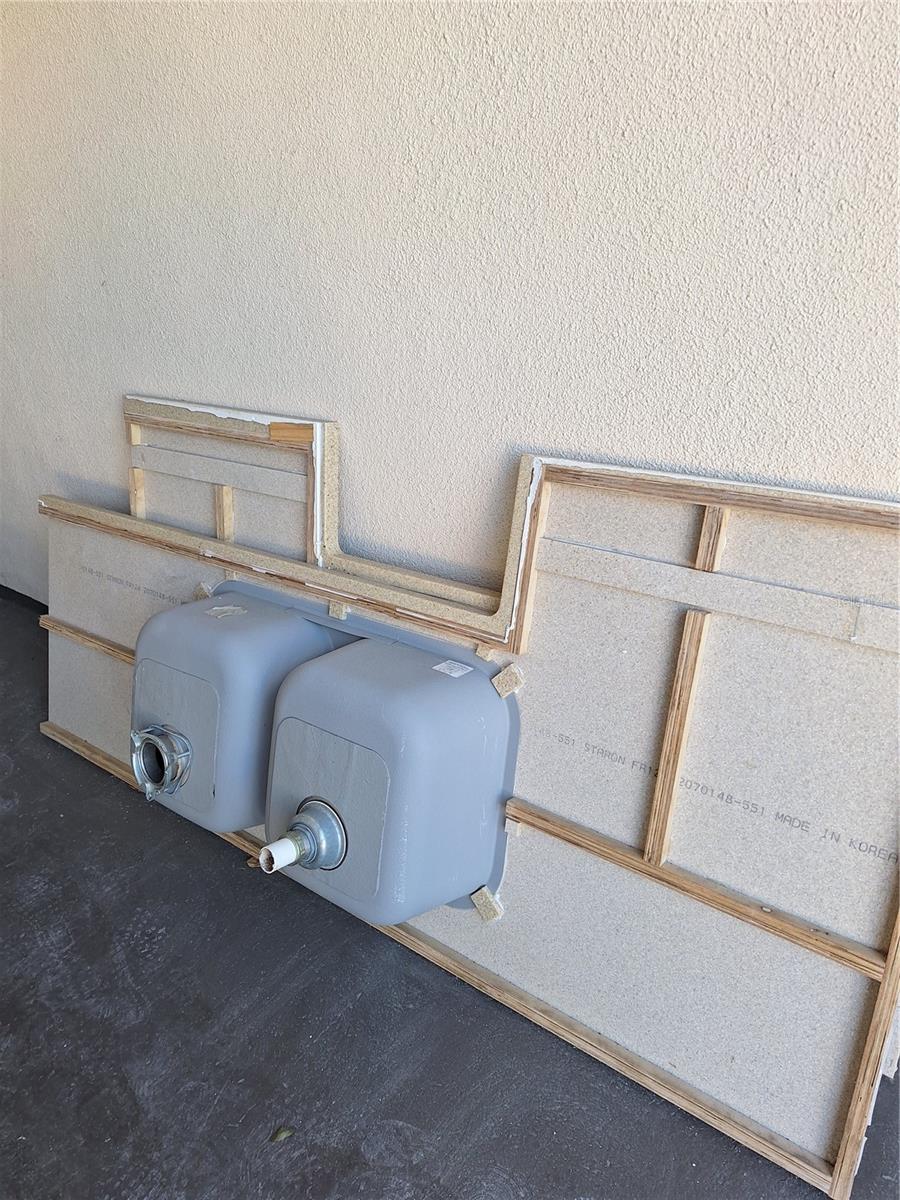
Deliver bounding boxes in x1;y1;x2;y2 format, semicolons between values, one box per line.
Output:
205;605;247;619
432;660;473;677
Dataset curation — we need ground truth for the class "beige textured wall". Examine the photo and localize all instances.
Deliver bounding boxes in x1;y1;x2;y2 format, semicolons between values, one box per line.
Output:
1;1;895;602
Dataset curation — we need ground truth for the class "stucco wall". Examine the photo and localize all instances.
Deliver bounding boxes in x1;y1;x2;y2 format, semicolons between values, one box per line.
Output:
1;1;895;602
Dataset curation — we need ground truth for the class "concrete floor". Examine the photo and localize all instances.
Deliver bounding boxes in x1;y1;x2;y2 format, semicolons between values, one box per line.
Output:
1;585;897;1200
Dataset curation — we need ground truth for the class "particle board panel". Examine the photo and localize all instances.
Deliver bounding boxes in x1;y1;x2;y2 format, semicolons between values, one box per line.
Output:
545;485;704;567
537;537;897;653
719;510;899;608
47;635;133;764
232;492;306;561
409;826;875;1162
506;797;886;980
144;474;217;538
133;444;308;503
48;520;226;649
667;618;899;951
514;570;684;847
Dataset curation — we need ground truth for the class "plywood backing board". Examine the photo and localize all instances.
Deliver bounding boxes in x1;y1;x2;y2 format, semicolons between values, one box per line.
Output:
410;826;875;1163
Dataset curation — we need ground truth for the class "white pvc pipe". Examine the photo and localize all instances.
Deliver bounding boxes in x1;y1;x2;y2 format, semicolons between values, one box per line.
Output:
258;835;303;874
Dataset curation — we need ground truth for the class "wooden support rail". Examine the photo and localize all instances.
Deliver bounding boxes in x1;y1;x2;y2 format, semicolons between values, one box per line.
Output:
39;616;134;665
542;464;899;530
38;496;513;648
644;609;710;866
506;798;886;982
694;505;730;571
829;909;900;1198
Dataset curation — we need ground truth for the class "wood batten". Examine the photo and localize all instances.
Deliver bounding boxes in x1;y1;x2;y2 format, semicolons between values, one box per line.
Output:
644;609;711;866
695;505;730;571
127;420;146;519
268;421;315;447
38;496;513;648
39;615;135;666
39;722;138;789
506;798;886;981
829;909;900;1199
540;463;899;530
326;551;499;613
214;485;235;541
218;830;265;858
124;396;315;448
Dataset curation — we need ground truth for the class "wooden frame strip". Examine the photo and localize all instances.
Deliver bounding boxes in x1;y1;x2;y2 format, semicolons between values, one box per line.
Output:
214;485;235;541
38;497;514;647
644;609;711;865
127;421;146;519
537;538;898;654
325;551;499;613
695;505;730;571
542;463;899;530
268;422;315;447
40;722;138;788
131;445;309;504
829;907;900;1198
124;396;315;448
507;798;886;981
219;829;267;857
40;616;134;666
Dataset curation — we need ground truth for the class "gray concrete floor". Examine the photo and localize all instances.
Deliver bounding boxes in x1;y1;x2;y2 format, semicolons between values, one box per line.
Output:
1;584;897;1200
